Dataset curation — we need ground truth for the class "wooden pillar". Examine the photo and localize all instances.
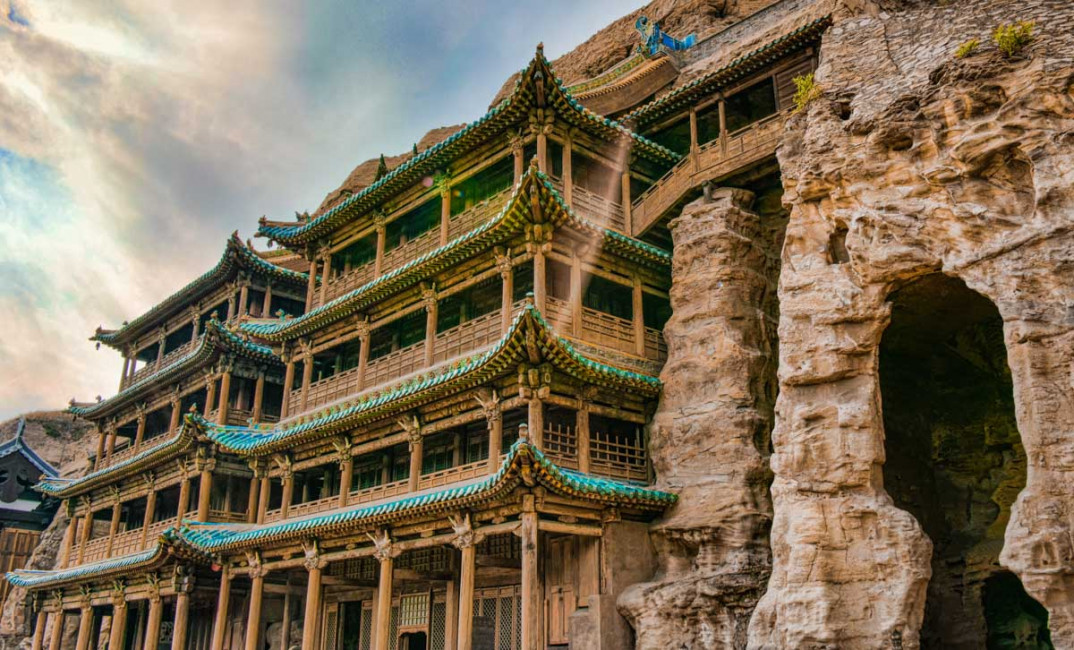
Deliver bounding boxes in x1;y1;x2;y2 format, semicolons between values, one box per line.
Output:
319;251;331;306
374;219;386;278
305;255;318;310
299;348;314;414
407;434;423;493
60;512;77;568
621;170;632;234
528;397;544;450
511;137;524;184
536;130;548;173
456;542;477;650
445;579;458;650
520;504;540;650
356;323;370;391
440;184;452;247
47;610;64;650
140;487;157;550
279;587;293;650
143;597;163;650
251;369;266;424
281;356;296;419
119;356;131;391
257;476;271;524
105;425;118;461
108;598;129;650
239;281;250;317
487;406;502;475
301;559;325;650
191;309;201;342
246;475;260;524
133;411;147;451
373;554;393;650
570;251;583;338
210;568;232;650
717;99;728;156
217;368;232;426
197;467;213;521
173;590;191;650
423;286;437;367
93;428;106;470
227;289;238;321
533;248;546;313
106;498;122;555
244;572;264;650
262;283;273;317
169;395;182;432
562;136;573;206
177;476;191;521
31;610;47;650
77;509;93;563
689;107;700;162
577;404;591;474
74;607;93;650
497;250;513;334
204;375;217;419
633;275;646;357
338;457;354;507
280;472;294;518
156;331;166;366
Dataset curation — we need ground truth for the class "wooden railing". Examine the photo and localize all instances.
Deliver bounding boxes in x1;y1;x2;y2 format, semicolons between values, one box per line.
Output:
289;339;423;415
644;327;668;362
632;110;790;235
419;460;487;490
381;227;440;274
296;365;362;413
448;187;512;241
127;339;197;386
543;423;579;471
589;430;647;482
543;296;573;332
349;479;409;506
204;408;255;427
579;307;636;356
365;342;425;391
321;260;376;305
110;528;144;556
265;493;340;524
77;537;111;563
433;310;502;364
207;510;247;523
101;433;174;469
571;184;626;232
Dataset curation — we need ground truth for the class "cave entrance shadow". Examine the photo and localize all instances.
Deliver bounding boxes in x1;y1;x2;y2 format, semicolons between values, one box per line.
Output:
878;273;1050;649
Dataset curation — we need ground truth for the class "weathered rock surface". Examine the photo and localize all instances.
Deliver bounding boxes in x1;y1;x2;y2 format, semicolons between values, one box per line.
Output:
746;0;1074;647
619;188;775;649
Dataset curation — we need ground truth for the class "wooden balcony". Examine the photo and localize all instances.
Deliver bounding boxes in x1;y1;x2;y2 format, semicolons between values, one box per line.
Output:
632;110;790;235
543;424;648;483
76;537;111;563
433;310;502;364
264;479;409;524
448;186;512;240
571;184;626;232
418;459;487;490
125;339;198;387
100;433;172;469
204;408;263;427
381;227;440;275
321;259;377;306
110;528;144;556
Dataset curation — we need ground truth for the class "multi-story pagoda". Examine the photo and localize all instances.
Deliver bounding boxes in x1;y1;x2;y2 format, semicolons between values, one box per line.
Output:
7;5;830;649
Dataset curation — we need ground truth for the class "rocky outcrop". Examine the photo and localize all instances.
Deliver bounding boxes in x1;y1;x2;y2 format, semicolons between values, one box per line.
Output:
746;0;1074;647
619;189;775;649
0;511;70;650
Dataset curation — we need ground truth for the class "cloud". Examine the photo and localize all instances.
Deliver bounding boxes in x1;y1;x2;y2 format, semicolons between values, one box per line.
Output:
0;0;641;420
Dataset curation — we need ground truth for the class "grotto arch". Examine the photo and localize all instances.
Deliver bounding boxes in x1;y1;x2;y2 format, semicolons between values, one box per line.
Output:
878;273;1051;649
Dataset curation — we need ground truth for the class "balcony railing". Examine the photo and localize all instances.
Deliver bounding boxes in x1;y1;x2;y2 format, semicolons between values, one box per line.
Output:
571;184;626;232
381;227;440;275
126;339;198;387
365;341;426;391
264;479;409;524
418;459;487;490
543;422;579;471
349;479;409;506
77;537;111;563
579;307;636;356
543;296;573;332
110;528;144;556
590;429;647;482
448;186;512;241
321;260;377;306
433;310;502;364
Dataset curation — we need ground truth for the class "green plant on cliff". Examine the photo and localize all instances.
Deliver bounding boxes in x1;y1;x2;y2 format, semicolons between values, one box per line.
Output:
993;21;1034;57
954;38;980;58
792;72;822;113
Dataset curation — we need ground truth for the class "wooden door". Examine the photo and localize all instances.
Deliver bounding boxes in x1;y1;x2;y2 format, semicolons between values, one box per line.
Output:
544;537;576;646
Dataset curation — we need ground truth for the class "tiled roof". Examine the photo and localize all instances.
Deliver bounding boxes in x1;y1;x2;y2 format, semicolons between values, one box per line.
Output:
257;47;682;247
70;319;279;421
92;233;308;351
198;301;661;457
244;164;670;343
0;418;58;478
174;439;676;554
626;15;832;126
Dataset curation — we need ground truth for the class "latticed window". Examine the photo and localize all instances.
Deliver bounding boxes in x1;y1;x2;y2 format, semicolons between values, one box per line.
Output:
430;601;447;650
399;593;430;627
359;607;373;650
474;586;522;650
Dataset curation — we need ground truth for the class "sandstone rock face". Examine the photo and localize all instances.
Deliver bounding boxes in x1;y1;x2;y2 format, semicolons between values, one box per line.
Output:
618;189;775;649
746;0;1074;647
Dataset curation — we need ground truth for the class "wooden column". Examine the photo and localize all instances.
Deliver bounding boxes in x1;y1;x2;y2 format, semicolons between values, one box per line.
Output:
562;136;573;206
169;394;182;432
319;250;331;306
60;511;77;568
108;597;128;650
481;395;502;475
246;474;260;524
338;457;354;507
717;99;728;156
444;579;458;650
407;431;423;493
177;476;191;521
251;368;266;424
244;569;265;650
133;410;147;451
440;184;452;247
373;551;394;650
520;503;540;650
239;281;250;317
577;403;591;474
190;309;201;342
77;509;93;563
93;428;106;470
106;498;122;555
119;356;131;391
301;555;326;650
227;289;238;321
536;129;548;173
374;218;386;278
217;367;232;426
511;136;524;184
204;374;218;419
423;285;437;367
262;283;273;317
356;323;370;391
257;476;271;524
156;331;166;365
210;568;232;650
105;425;118;461
455;540;477;650
143;597;163;650
197;467;213;521
280;472;294;518
47;610;64;650
621;170;632;234
173;590;191;650
633;275;646;357
279;586;293;650
280;355;296;419
74;607;93;650
305;254;318;310
497;250;513;334
31;610;47;650
140;485;157;550
299;346;314;414
528;397;544;450
570;251;583;338
533;247;547;313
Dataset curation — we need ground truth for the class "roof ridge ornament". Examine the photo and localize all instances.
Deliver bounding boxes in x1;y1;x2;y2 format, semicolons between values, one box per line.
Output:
635;16;696;58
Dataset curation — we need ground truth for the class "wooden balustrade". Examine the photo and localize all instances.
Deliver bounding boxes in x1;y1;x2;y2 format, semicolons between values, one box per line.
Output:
145;517;178;540
579;306;637;356
571;184;626;231
100;433;171;469
448;186;512;241
418;460;488;490
381;227;440;273
110;528;144;556
78;537;111;563
543;296;573;332
319;260;376;306
433;310;502;364
207;510;247;523
632;110;790;235
265;493;340;524
348;479;409;506
644;327;668;362
543;423;579;470
364;341;425;388
127;339;198;386
589;429;647;482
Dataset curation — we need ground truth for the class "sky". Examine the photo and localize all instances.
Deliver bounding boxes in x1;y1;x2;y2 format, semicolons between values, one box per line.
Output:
0;0;644;422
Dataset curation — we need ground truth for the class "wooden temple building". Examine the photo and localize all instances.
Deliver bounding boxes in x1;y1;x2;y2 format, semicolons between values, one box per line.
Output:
7;6;830;649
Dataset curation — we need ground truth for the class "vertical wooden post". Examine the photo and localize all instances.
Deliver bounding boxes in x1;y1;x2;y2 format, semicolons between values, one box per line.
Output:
239;281;250;317
120;356;131;391
319;250;331;306
456;542;477;650
60;511;77;568
423;285;437;367
533;248;547;313
536;130;548;173
281;472;294;518
562;135;573;206
577;403;591;474
74;607;93;650
528;398;544;451
279;585;293;650
244;572;264;650
301;559;325;650
105;425;118;462
108;598;128;650
689;107;699;160
156;330;166;366
444;578;458;650
210;568;232;650
251;369;266;424
633;275;646;357
31;610;47;650
47;610;65;650
257;476;271;524
717;99;727;157
356;323;370;391
570;250;583;338
246;473;261;524
140;486;157;550
197;467;213;521
191;308;201;342
487;405;502;475
77;509;93;563
204;374;217;419
305;253;319;311
520;502;539;650
133;410;147;451
511;136;524;185
177;476;191;521
621;170;632;235
106;498;122;555
281;355;296;419
299;346;314;414
169;395;182;433
440;183;452;247
498;256;514;335
373;553;393;650
262;283;273;317
227;289;238;321
94;428;106;470
338;457;354;507
374;218;386;278
173;590;191;650
143;597;163;650
408;436;423;493
217;367;233;426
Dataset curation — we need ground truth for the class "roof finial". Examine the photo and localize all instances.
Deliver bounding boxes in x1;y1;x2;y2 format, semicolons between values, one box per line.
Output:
518;422;530;442
524;291;535;308
536;42;544;57
375;154;389;181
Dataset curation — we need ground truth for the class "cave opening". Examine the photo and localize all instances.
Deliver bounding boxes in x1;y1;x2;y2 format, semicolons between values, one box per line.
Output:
879;273;1050;649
